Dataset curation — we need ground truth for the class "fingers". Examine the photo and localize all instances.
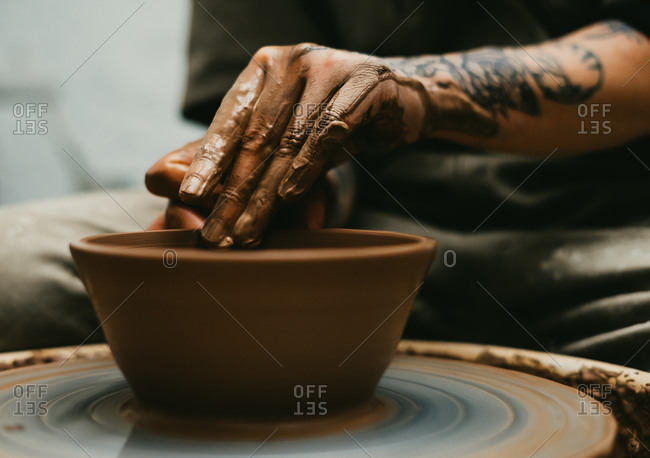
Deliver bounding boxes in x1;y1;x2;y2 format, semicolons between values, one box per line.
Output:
227;151;292;247
228;130;301;246
148;212;166;230
147;202;205;230
165;202;205;229
201;50;305;247
231;83;336;246
179;58;266;204
145;139;202;200
294;177;328;229
278;66;391;202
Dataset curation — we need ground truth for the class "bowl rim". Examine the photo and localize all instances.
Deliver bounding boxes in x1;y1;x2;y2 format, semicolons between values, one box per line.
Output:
70;228;437;263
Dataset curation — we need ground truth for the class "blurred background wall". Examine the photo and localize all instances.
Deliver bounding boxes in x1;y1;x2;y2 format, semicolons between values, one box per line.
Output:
0;1;204;205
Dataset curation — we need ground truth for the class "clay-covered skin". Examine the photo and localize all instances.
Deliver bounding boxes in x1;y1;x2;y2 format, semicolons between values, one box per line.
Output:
146;21;650;247
145;45;494;246
146;139;215;230
166;44;495;247
145;137;327;232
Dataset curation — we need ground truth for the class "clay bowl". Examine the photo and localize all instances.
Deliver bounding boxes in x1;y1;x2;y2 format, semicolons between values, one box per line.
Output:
70;229;436;419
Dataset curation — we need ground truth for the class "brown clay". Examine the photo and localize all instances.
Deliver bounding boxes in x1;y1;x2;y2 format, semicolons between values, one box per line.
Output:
397;340;650;458
0;344;623;455
70;229;436;418
122;395;390;441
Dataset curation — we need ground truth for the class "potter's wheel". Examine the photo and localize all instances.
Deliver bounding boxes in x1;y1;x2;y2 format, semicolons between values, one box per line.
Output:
0;355;616;457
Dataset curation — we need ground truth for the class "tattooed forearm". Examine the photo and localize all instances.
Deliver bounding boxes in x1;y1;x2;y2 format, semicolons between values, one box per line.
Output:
387;44;603;119
530;45;603;104
583;20;646;44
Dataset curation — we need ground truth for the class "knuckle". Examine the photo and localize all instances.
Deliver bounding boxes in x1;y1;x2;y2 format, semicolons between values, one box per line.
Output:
252;188;273;210
240;124;272;151
357;61;394;80
185;172;206;183
276;146;296;161
317;109;343;132
252;45;277;63
373;62;393;77
219;187;245;207
198;143;220;162
278;130;305;157
320;109;342;123
289;42;318;61
311;109;349;147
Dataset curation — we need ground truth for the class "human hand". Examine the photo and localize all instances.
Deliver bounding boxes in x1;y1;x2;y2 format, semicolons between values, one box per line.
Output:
146;139;213;230
177;44;431;247
145;138;331;233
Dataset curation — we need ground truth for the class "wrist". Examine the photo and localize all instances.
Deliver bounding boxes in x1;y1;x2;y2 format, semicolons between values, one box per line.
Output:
387;56;498;140
426;78;498;139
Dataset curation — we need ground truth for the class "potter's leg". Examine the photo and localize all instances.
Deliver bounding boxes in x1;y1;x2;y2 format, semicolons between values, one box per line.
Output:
354;210;650;371
0;190;165;352
349;142;650;370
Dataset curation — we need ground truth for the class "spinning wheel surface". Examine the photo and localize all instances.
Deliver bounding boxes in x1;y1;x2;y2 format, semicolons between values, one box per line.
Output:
0;355;616;457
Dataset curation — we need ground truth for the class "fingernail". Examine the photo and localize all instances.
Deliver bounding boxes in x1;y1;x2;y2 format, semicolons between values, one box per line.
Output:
233;214;262;248
180;175;205;197
279;176;309;203
278;172;301;200
217;236;234;248
278;178;294;199
239;237;261;248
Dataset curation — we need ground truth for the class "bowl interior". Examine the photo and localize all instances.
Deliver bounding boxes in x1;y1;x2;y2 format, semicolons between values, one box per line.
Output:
77;228;423;250
72;229;434;264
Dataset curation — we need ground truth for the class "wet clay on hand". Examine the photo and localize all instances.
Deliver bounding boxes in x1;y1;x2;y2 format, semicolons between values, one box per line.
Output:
173;44;497;248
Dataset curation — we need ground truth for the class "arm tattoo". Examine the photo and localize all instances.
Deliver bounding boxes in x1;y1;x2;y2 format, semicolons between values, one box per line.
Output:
387;44;603;119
